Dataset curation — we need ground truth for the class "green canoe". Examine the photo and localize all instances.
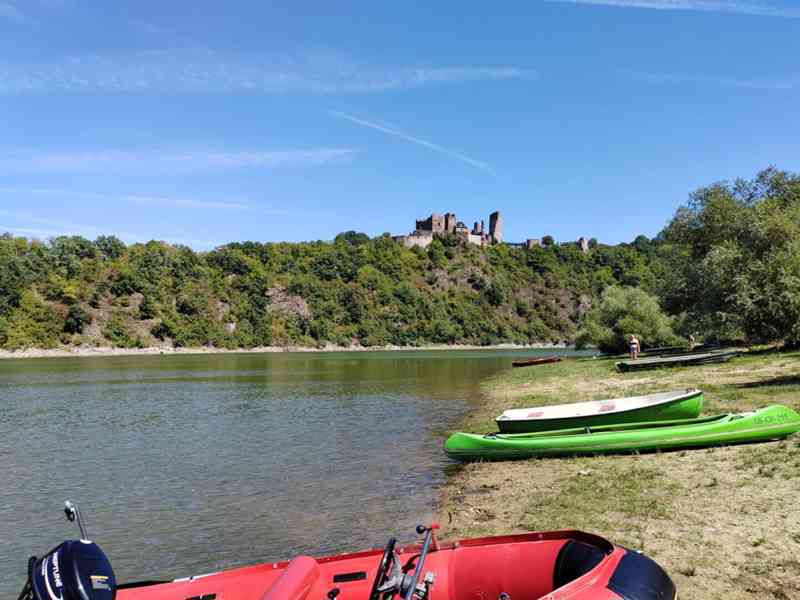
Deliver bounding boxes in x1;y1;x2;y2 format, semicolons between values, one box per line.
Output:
444;404;800;461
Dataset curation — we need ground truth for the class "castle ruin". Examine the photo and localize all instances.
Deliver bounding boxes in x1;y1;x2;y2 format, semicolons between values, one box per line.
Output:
394;209;589;253
395;210;503;248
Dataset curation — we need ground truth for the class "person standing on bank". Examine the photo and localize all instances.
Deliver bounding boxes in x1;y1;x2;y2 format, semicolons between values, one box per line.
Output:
628;334;640;360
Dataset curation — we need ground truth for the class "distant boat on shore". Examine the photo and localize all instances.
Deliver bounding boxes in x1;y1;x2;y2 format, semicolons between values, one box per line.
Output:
616;349;742;372
511;355;561;368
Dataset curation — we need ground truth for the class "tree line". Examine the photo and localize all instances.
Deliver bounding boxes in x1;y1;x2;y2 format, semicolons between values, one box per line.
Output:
578;167;800;352
1;167;797;352
0;228;653;351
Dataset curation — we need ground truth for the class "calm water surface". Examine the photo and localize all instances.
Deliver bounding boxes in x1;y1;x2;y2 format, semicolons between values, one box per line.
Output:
0;349;577;596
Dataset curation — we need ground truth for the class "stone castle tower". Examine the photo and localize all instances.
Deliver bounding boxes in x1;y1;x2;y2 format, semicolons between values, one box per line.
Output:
489;211;502;243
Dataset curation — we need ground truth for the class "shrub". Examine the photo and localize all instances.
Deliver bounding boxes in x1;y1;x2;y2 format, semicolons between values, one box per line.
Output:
0;291;62;350
64;305;92;334
103;312;144;348
484;281;506;307
427;239;447;267
575;286;679;353
138;295;159;320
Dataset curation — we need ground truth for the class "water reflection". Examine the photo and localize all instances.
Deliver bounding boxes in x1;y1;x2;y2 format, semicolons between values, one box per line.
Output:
0;349;577;595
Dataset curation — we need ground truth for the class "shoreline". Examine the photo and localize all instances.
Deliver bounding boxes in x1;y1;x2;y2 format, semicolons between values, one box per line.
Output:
435;348;800;599
0;342;570;361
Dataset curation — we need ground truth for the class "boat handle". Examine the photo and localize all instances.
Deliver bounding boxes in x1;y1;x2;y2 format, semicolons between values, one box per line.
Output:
403;524;439;600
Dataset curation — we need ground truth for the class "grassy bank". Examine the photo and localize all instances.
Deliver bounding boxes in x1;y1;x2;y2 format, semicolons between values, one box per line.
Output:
437;348;800;600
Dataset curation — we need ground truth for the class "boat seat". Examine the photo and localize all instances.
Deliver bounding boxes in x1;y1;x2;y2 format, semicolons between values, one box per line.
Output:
552;541;606;590
259;556;320;600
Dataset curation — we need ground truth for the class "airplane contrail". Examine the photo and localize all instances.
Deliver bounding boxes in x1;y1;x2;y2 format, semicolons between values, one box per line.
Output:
329;110;494;174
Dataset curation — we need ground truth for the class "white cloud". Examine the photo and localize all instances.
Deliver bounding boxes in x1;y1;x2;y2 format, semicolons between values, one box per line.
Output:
330;111;494;173
546;0;800;18
630;70;800;89
0;148;357;173
0;48;535;94
0;188;252;211
0;188;310;218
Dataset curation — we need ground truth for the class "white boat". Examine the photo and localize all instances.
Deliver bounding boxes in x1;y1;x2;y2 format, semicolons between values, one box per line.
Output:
495;388;704;433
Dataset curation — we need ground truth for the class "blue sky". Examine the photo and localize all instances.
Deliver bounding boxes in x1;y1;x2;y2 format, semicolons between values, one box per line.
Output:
1;1;798;248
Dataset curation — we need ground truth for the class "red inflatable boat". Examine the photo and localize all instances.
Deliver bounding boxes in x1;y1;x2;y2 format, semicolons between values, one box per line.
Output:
19;503;676;600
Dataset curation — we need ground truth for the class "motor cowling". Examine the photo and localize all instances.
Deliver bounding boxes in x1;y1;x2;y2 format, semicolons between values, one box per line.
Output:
30;540;116;600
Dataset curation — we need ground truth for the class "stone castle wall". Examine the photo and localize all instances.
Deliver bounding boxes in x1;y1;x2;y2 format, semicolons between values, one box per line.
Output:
416;213;446;233
393;232;434;248
399;209;591;252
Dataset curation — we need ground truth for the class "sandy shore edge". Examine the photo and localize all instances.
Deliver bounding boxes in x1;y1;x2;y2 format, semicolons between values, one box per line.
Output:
0;342;568;360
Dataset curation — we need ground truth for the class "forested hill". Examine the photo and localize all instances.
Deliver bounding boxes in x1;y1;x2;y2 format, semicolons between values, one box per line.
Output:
0;230;657;351
3;168;798;353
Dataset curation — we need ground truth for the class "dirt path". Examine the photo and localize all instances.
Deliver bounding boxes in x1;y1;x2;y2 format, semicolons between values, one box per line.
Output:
436;349;800;600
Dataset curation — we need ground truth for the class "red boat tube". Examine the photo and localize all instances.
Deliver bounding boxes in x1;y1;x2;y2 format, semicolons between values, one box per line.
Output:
19;503;676;600
117;530;675;600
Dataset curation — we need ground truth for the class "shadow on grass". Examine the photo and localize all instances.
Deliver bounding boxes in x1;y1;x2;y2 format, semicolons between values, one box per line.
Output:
736;375;800;389
745;345;799;357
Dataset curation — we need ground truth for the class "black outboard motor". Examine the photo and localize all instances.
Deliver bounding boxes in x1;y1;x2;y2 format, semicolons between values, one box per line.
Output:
19;502;116;600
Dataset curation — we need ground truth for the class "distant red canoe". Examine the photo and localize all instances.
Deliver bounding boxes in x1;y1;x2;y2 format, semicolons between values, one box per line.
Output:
512;356;562;368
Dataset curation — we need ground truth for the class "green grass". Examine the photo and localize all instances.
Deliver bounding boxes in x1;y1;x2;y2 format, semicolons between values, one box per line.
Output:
734;438;800;479
521;459;679;550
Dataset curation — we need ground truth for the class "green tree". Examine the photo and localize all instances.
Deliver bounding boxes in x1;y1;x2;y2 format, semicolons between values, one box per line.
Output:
0;238;30;315
427;239;447;268
138;295;159;320
575;286;679;353
660;168;800;345
484;281;506;307
0;291;62;350
334;231;370;246
94;235;126;261
64;304;92;334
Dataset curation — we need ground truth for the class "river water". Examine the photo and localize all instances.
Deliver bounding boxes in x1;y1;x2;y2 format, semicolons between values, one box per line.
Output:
0;348;574;596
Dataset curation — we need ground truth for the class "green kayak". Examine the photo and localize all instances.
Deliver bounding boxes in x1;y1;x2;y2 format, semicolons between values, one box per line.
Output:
444;404;800;461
